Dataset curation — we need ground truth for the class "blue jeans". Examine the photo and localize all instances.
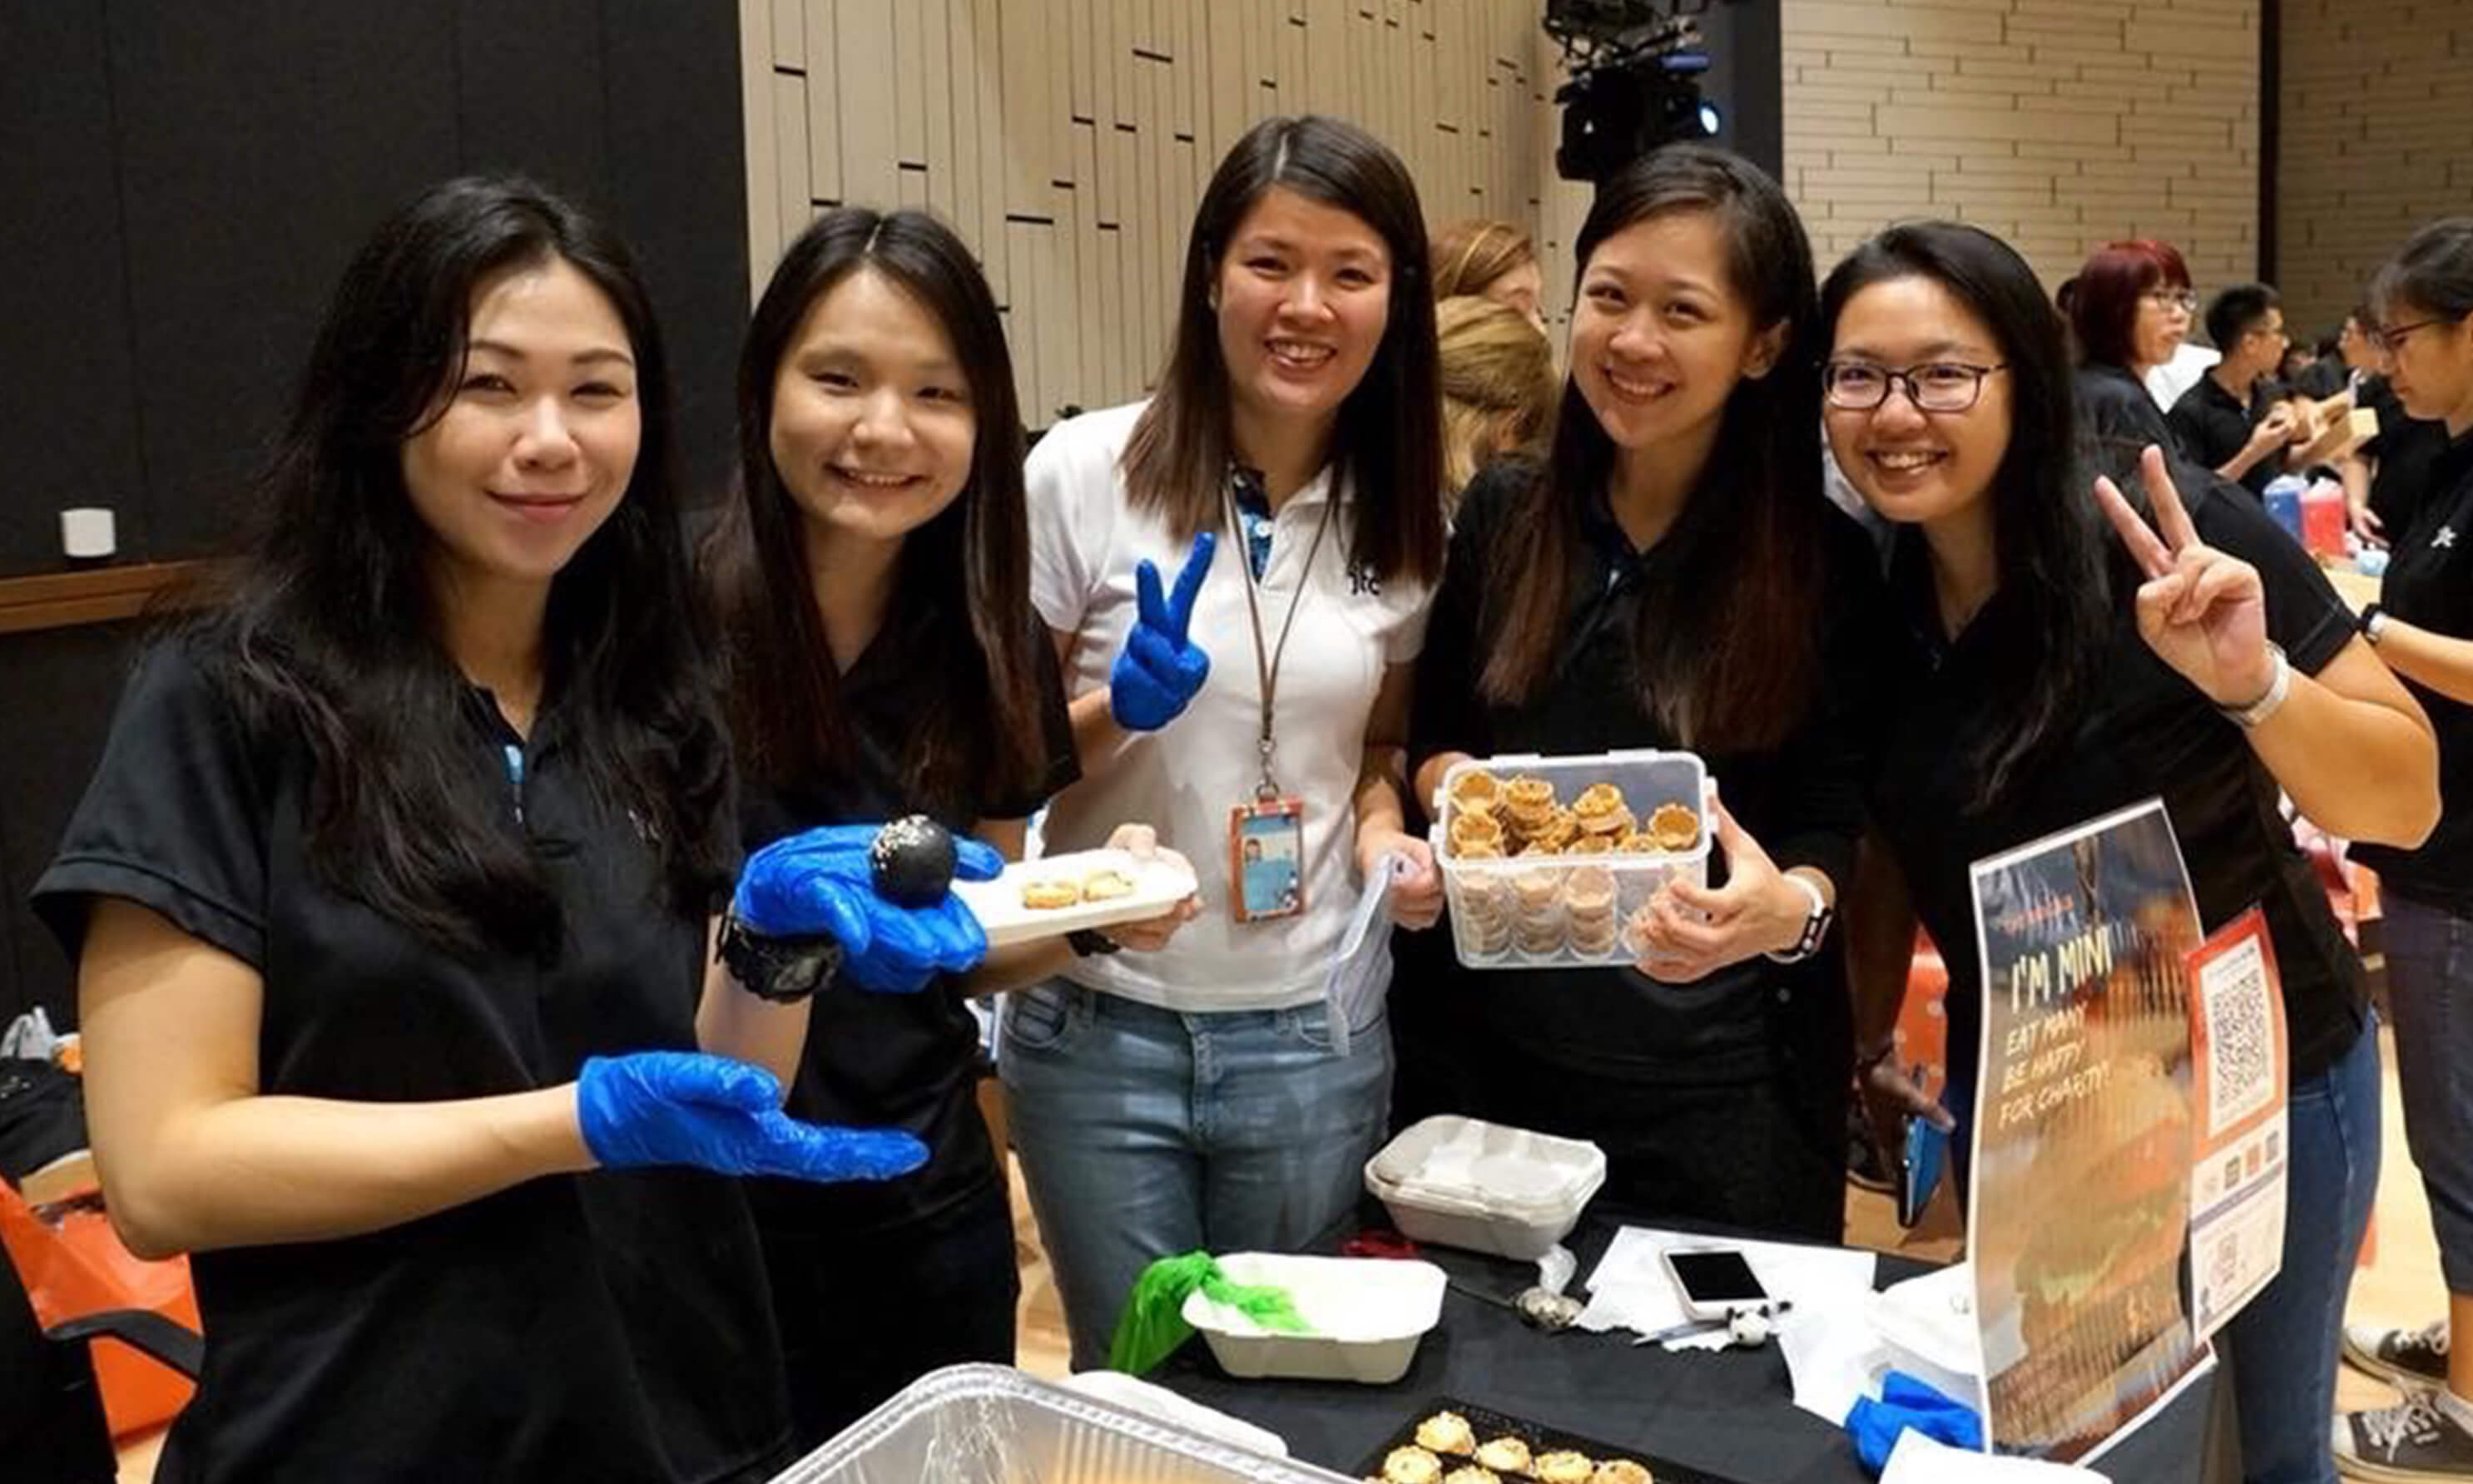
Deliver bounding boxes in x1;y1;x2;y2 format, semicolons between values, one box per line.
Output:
2219;1010;2381;1484
999;981;1394;1371
2381;893;2473;1294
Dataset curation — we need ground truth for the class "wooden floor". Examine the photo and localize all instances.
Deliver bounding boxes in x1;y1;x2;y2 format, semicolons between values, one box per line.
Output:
113;1026;2448;1478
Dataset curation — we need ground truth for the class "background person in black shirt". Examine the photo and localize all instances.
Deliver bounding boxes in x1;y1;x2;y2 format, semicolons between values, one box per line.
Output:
2332;220;2473;1479
1821;222;2436;1484
2069;239;2198;477
1406;147;1882;1241
2168;283;2301;499
30;179;964;1484
703;208;1196;1447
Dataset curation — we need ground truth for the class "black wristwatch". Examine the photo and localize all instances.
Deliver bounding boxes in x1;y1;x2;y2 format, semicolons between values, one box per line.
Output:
716;910;843;1002
1066;928;1121;957
2361;602;2391;647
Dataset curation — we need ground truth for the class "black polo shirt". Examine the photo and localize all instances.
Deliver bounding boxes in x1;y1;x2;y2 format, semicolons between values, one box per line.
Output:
2351;428;2473;913
2360;374;2451;535
1405;458;1886;1080
1869;477;2368;1135
2077;362;2185;482
2168;373;2277;498
736;602;1076;1240
32;639;788;1484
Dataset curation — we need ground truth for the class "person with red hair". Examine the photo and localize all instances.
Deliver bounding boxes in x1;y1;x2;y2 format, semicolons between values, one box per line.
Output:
2069;239;2202;478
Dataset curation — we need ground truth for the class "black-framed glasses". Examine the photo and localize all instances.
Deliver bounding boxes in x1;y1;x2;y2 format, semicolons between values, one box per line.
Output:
1822;360;2009;413
2370;318;2446;354
2144;288;2199;314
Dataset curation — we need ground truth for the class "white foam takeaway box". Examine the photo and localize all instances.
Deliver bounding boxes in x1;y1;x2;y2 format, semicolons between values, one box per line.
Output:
1182;1253;1446;1385
1364;1115;1607;1261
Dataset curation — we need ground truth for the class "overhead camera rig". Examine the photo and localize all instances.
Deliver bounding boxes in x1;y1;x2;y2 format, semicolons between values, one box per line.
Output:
1544;0;1738;184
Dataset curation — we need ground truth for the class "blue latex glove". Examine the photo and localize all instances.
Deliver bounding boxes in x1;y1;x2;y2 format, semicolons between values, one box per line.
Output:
576;1051;928;1181
1845;1370;1985;1472
1109;531;1217;732
732;824;1004;994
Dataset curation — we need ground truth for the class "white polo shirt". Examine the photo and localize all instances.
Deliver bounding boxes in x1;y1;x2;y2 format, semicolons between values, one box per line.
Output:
1027;401;1435;1012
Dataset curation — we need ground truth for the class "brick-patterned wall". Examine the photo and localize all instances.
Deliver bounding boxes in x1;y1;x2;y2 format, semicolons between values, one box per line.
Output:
1781;0;2261;297
2277;0;2473;340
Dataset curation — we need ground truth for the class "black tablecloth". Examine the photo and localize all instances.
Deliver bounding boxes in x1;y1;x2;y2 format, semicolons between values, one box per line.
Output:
1157;1209;2234;1483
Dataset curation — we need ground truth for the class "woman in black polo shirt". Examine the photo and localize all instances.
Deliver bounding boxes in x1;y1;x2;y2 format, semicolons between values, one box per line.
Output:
32;178;966;1484
2331;220;2473;1476
703;207;1194;1446
2066;238;2198;473
1822;220;2436;1484
1407;146;1884;1240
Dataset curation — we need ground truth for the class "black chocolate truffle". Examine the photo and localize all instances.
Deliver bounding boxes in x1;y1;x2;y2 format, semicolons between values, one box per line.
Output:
869;814;958;908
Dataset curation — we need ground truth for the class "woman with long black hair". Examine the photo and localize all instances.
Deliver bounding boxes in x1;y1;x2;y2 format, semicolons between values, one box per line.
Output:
703;206;1192;1445
1826;220;2435;1484
32;176;964;1482
1404;145;1883;1239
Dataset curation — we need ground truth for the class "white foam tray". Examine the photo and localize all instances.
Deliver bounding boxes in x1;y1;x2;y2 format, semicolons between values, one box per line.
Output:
1365;1115;1607;1261
1183;1252;1446;1385
954;847;1199;947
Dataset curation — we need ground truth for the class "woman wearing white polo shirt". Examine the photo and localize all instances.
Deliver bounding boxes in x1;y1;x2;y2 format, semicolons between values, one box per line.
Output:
1011;114;1448;1369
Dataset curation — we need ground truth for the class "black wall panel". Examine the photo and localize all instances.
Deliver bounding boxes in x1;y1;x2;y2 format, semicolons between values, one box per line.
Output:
0;2;746;1023
0;6;146;576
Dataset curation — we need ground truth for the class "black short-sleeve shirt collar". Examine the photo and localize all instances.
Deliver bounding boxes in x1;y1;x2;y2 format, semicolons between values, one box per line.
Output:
2168;373;2275;497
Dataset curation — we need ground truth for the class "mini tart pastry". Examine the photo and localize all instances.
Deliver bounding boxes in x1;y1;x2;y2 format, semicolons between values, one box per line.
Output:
1415;1411;1477;1456
1580;804;1635;838
1646;801;1702;852
1079;868;1136;900
1448;809;1506;856
1593;1461;1654;1484
1448;769;1503;813
1384;1445;1445;1484
1525;806;1581;854
1473;1437;1532;1474
1021;878;1082;910
1443;1470;1502;1484
1613;831;1663;855
1564;864;1618;914
1455;839;1505;861
1562;833;1613;857
1535;1452;1595;1484
1570;782;1628;826
1504;776;1557;814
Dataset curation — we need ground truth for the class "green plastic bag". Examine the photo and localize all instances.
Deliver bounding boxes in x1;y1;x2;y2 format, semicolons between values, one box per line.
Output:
1105;1251;1312;1374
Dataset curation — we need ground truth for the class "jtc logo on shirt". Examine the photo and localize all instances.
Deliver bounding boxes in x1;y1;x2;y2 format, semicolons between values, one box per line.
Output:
1349;559;1381;596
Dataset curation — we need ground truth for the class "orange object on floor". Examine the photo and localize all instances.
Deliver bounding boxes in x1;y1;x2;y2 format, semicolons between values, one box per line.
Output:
1;1184;197;1439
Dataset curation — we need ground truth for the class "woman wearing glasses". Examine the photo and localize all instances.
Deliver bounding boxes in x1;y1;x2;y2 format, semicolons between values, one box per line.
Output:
1405;146;1886;1239
2066;239;2201;476
2332;220;2473;1478
1826;220;2436;1484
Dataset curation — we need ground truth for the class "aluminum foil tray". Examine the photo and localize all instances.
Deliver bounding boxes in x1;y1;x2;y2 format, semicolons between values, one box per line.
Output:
771;1363;1359;1484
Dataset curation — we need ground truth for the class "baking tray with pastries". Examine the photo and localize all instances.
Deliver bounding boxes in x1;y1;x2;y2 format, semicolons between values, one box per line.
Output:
1428;751;1712;970
1357;1398;1749;1484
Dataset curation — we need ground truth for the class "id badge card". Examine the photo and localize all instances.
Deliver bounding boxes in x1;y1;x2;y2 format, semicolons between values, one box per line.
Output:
1229;797;1307;923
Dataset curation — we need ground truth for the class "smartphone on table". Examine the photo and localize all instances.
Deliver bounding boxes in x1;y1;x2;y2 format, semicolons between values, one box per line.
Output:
1661;1248;1772;1323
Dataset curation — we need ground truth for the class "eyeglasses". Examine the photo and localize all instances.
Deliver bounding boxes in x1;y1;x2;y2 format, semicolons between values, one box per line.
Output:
2144;289;2199;314
1822;360;2009;413
2370;318;2446;354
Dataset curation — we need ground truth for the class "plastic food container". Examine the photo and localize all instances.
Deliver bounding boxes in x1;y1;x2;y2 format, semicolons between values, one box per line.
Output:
1182;1252;1447;1385
1365;1115;1608;1260
1429;749;1712;970
775;1363;1356;1482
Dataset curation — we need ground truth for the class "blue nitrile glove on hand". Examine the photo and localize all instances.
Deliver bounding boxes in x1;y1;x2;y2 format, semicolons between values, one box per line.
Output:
1110;531;1217;732
731;824;1004;994
1845;1370;1985;1473
577;1051;928;1182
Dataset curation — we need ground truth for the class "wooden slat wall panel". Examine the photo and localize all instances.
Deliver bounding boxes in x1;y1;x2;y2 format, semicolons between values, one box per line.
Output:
744;0;1566;419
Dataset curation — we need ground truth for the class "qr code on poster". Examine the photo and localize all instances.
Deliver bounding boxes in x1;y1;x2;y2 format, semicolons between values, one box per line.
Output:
2200;940;2277;1131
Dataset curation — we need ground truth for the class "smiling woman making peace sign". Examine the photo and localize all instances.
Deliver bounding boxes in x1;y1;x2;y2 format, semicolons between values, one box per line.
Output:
1824;221;2433;1484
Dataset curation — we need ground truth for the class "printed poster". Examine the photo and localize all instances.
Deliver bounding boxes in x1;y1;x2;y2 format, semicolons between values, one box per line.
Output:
2184;909;2290;1340
1968;799;2206;1463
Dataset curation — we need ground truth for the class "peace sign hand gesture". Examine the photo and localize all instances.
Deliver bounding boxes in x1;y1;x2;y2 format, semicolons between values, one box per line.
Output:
1111;531;1218;732
2094;445;2277;710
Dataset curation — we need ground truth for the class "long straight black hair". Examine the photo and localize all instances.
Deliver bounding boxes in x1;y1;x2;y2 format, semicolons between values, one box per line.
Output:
1120;114;1445;589
188;175;731;958
1820;221;2115;807
703;208;1047;814
1479;145;1827;753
